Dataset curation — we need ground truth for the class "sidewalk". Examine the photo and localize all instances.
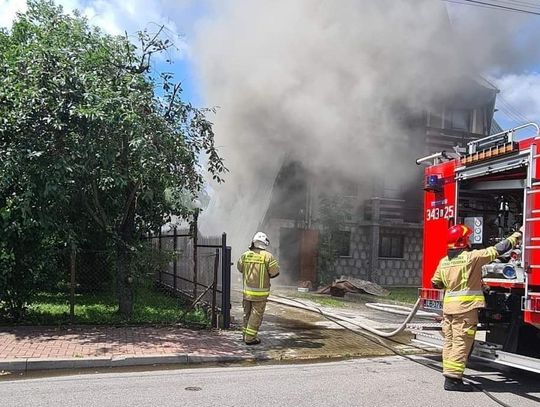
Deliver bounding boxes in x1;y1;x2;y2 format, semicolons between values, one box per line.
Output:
0;297;432;374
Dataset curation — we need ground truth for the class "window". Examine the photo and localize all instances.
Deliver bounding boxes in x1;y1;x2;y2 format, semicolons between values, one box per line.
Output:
334;231;351;257
447;109;471;131
427;109;443;129
379;234;404;258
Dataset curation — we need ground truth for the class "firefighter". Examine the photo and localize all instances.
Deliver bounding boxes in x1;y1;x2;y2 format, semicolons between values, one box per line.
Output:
237;232;280;345
432;224;522;392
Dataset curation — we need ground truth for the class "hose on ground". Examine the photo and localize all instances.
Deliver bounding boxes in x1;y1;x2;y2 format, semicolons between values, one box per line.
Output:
270;294;422;337
270;293;512;407
365;302;440;319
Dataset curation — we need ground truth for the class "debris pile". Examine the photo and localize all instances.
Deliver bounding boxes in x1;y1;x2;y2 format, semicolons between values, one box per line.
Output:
317;276;390;297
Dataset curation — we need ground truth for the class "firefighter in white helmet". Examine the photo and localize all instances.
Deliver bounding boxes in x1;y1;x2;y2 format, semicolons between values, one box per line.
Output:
237;232;280;345
432;224;522;392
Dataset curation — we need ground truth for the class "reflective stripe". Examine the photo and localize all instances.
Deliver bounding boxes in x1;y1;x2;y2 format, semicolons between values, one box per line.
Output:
243;289;269;297
459;264;468;291
269;259;278;267
443;360;465;372
445;290;483;297
444;289;484;303
466;328;476;336
244;287;269;292
444;295;484;303
439;266;447;288
245;327;258;336
440;254;468;288
486;246;498;261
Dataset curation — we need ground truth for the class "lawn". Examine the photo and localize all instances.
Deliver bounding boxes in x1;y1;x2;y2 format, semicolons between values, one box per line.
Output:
289;286;419;307
20;285;209;326
295;292;346;308
384;287;419;304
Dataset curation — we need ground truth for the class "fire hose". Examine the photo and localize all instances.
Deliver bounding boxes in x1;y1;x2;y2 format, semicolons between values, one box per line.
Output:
271;293;423;337
269;293;512;407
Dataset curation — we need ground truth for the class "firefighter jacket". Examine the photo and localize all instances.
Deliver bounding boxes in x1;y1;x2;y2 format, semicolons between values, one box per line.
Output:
237;248;280;301
432;231;521;315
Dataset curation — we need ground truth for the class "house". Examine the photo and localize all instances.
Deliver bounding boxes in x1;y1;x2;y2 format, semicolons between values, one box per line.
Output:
261;76;499;287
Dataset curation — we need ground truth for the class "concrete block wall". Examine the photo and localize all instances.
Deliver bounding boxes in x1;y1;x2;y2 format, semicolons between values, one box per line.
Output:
335;225;372;281
335;225;423;286
374;227;423;286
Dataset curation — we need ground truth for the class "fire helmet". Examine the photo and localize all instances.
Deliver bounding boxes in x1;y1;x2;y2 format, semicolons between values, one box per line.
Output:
447;224;472;249
252;232;270;249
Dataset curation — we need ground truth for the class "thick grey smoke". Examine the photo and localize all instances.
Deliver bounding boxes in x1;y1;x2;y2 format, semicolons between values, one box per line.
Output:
191;0;477;251
447;5;540;75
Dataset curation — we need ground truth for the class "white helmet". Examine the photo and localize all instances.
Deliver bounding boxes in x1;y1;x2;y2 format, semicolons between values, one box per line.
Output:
252;232;270;249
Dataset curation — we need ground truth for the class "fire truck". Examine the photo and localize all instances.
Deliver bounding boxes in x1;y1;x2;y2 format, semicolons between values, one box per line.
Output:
414;123;540;374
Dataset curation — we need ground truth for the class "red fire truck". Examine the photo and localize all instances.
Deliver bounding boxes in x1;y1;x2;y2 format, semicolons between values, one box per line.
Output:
415;123;540;373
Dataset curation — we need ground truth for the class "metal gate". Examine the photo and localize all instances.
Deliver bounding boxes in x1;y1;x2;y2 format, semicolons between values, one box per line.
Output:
150;228;232;328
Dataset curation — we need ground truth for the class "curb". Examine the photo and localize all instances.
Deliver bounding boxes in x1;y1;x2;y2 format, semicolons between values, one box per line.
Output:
0;353;269;374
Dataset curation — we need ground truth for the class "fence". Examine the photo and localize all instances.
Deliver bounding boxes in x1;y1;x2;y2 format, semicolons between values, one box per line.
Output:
150;228;232;328
1;230;232;328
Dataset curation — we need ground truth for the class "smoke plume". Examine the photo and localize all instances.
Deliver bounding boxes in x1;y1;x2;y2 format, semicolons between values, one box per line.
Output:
190;0;515;253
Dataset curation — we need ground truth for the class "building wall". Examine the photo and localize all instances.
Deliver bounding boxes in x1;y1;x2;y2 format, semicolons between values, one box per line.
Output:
334;225;372;281
372;226;423;286
335;224;423;286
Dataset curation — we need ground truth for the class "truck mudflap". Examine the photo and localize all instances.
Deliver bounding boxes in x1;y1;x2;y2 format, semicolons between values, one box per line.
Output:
409;326;540;375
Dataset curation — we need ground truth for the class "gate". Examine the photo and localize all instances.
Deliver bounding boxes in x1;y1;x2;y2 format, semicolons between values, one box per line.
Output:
150;228;232;329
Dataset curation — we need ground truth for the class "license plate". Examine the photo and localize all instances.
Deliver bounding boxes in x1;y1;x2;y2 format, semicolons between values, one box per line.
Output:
423;299;442;310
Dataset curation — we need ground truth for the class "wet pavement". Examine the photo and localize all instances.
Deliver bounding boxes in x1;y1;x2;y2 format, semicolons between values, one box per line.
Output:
0;292;434;376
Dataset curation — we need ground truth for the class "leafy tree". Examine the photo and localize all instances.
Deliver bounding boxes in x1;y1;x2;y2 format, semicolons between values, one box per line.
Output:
0;0;226;319
316;195;350;286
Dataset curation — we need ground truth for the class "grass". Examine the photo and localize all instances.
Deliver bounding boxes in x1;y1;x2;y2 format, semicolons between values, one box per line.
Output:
19;285;209;326
289;286;419;307
384;287;419;304
294;292;346;308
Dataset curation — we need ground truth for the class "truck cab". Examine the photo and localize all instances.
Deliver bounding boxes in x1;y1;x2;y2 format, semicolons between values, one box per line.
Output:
416;123;540;372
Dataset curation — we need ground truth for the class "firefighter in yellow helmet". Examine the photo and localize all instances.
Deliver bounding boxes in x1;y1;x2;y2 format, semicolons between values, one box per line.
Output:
237;232;280;345
432;224;522;392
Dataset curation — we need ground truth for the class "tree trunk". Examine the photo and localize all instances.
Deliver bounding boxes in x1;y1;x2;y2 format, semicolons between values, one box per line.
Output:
116;182;137;319
116;239;133;319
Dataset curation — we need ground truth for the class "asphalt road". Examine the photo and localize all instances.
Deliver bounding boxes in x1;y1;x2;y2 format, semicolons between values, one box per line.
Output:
1;356;539;407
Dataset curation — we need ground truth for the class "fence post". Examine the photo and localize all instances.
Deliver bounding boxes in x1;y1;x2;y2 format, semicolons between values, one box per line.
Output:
212;249;219;328
221;233;231;329
70;242;76;323
173;226;178;291
192;211;199;300
158;228;162;284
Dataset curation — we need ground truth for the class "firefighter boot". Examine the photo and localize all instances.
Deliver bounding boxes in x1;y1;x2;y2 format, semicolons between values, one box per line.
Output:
444;377;473;392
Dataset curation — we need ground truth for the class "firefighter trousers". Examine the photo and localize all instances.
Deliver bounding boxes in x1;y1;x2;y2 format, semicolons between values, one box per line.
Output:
442;309;478;379
242;299;267;343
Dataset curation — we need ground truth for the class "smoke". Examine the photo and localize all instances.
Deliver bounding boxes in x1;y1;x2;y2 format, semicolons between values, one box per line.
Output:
190;0;526;254
446;4;540;76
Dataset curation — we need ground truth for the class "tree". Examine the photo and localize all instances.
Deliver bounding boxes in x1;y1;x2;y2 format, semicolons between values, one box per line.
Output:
316;195;350;286
0;0;226;319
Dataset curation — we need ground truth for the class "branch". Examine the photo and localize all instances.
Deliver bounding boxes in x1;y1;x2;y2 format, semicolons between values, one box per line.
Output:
91;180;109;227
119;179;142;231
82;197;106;230
142;25;165;54
164;83;182;120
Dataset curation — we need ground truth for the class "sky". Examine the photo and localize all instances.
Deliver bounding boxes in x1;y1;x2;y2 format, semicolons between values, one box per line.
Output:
0;0;208;104
3;0;540;245
2;0;539;128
